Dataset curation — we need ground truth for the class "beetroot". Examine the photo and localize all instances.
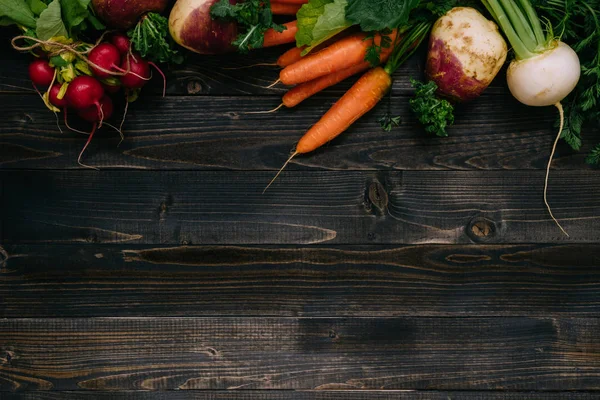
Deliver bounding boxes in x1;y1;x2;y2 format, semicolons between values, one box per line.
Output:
120;53;151;89
92;0;169;29
29;59;55;87
65;76;105;110
78;95;114;122
49;85;68;108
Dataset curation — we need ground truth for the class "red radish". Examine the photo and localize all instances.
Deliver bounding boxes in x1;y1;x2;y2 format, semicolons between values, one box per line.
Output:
66;76;105;110
88;43;122;79
78;95;114;122
29;59;55;87
48;84;68;108
120;53;151;89
103;82;121;94
111;33;131;54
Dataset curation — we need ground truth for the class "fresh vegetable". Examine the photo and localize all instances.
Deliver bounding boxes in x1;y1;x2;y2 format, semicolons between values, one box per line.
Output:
120;53;151;89
295;0;353;54
65;75;105;110
410;79;455;137
128;12;184;64
49;84;68;107
263;20;298;47
29;59;55;87
280;29;398;85
88;43;122;79
91;0;168;29
531;0;600;164
482;0;582;236
111;33;131;55
266;22;431;191
209;0;287;53
426;7;507;102
271;2;303;15
169;0;239;54
78;94;114;122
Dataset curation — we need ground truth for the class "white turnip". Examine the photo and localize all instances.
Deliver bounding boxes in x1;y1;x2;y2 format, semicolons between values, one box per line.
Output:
482;0;581;235
426;7;507;102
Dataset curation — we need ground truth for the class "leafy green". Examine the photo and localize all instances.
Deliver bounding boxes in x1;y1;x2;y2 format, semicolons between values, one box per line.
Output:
345;0;420;31
364;29;393;66
586;144;600;164
129;12;184;64
36;0;68;40
27;0;48;16
296;0;351;54
409;79;454;137
0;0;37;28
378;113;402;131
211;0;285;53
60;0;89;35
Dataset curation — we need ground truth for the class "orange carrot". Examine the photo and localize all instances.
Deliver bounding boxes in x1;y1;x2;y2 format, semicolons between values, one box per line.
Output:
271;2;302;15
277;46;305;67
282;43;394;107
280;30;397;85
264;67;392;191
283;62;371;107
263;21;298;48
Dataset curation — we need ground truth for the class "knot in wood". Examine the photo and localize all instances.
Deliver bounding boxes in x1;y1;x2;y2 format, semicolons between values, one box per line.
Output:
187;80;203;95
467;217;496;242
367;181;388;213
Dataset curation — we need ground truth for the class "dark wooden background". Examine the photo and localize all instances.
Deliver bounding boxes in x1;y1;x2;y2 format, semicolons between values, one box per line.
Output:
1;27;600;399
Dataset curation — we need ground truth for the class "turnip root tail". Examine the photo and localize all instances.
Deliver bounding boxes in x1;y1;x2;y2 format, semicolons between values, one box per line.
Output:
544;102;569;237
263;151;298;194
244;103;284;114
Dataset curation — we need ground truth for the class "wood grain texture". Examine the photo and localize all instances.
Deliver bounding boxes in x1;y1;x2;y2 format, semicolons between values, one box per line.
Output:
2;391;600;399
2;170;599;244
1;94;598;171
1;244;600;318
1;317;600;391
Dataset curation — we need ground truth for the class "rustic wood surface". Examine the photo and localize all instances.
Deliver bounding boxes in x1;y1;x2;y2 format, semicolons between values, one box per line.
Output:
1;24;599;400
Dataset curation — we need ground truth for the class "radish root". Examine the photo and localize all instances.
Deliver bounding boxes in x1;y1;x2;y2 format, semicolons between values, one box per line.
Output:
77;123;100;170
544;102;569;237
263;151;297;193
149;62;167;97
244;103;284;114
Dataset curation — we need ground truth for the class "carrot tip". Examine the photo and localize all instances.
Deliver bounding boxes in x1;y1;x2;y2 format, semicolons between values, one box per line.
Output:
263;151;298;194
266;79;281;89
244;103;284;114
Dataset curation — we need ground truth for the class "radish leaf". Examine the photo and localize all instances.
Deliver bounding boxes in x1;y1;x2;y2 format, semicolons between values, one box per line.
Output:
0;0;37;28
346;0;419;31
36;0;68;40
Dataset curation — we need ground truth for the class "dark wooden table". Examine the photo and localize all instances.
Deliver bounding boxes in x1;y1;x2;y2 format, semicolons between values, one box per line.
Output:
1;29;600;399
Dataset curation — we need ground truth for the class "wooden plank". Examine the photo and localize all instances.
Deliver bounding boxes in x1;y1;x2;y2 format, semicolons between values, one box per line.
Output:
1;170;599;244
2;94;598;171
2;391;600;399
1;317;600;391
1;244;600;318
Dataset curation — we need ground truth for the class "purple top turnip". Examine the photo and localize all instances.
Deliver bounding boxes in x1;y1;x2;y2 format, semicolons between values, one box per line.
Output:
169;0;238;54
426;7;507;102
91;0;170;29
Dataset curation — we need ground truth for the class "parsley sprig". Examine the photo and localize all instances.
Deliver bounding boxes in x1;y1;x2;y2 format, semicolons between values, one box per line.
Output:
128;12;184;64
409;79;455;137
211;0;285;53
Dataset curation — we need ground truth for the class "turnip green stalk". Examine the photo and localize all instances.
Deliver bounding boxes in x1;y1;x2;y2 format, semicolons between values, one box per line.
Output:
482;0;581;237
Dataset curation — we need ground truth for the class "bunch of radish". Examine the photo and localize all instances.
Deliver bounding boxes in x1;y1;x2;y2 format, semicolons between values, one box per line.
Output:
29;33;164;168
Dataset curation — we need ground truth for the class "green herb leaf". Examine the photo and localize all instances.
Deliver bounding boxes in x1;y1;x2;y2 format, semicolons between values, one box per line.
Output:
0;0;37;28
129;12;184;64
378;113;402;131
586;143;600;165
36;0;68;40
296;0;351;54
346;0;419;31
409;79;454;137
211;0;285;53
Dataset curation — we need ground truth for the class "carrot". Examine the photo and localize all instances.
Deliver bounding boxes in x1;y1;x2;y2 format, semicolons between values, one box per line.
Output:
283;62;371;107
271;2;302;15
280;30;398;85
263;21;298;48
277;46;305;67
